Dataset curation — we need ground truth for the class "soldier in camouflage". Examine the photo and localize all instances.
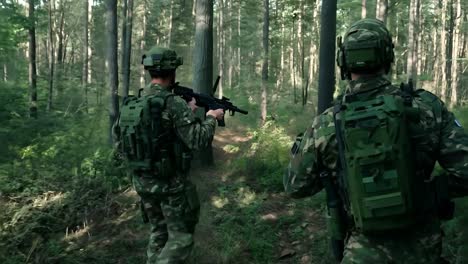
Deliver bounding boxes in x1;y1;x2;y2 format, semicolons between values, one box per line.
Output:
284;19;468;263
115;47;224;264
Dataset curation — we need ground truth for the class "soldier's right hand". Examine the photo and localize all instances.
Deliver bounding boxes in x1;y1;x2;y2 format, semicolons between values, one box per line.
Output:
206;109;224;120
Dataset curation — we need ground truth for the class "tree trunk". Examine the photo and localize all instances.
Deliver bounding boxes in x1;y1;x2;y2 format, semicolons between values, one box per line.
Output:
361;0;367;19
3;63;7;82
106;0;119;143
140;0;147;89
168;0;175;46
28;0;38;118
450;0;461;106
121;0;133;97
260;0;269;125
237;1;241;85
317;0;337;114
193;0;214;166
83;0;89;112
217;0;224;98
406;0;417;85
56;1;65;65
47;0;55;112
276;0;285;96
376;0;388;24
227;0;233;90
440;0;448;101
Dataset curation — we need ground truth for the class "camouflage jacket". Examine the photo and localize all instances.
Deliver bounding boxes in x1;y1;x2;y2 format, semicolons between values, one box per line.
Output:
141;83;217;151
284;75;468;201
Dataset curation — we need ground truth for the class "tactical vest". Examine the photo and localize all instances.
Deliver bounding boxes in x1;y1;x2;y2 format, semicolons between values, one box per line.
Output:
334;92;417;232
117;92;176;176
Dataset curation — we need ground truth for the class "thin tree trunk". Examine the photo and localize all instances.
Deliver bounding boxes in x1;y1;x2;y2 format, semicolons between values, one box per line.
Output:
3;63;7;82
227;0;233;90
261;0;269;125
217;0;224;98
83;0;89;112
140;0;147;89
56;1;65;65
361;0;367;19
121;0;133;97
440;0;448;101
168;0;174;46
47;0;55;112
87;2;92;85
276;0;285;95
106;0;119;143
28;0;38;118
446;0;455;103
450;0;461;106
406;0;417;84
237;1;241;86
376;0;388;24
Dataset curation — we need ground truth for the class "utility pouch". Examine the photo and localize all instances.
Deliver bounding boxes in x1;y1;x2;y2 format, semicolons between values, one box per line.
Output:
156;149;171;179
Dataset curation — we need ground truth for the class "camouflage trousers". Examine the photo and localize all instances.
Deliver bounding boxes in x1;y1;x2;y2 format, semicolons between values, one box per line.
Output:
133;174;200;264
341;222;448;264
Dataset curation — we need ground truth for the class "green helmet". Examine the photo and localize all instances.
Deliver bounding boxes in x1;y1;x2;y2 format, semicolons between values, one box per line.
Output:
337;18;394;80
141;46;183;71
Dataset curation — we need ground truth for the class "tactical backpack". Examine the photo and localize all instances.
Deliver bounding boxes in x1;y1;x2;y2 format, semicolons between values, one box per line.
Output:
334;92;417;233
117;93;175;175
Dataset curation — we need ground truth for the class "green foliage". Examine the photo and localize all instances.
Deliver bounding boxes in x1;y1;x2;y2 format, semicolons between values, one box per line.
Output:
231;121;292;192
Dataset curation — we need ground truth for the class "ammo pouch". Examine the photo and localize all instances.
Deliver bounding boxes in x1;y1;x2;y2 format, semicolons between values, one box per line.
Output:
174;142;192;173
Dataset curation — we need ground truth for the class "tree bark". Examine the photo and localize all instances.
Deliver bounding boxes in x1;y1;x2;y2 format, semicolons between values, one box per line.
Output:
168;0;175;46
317;0;337;114
106;0;119;143
3;63;7;82
121;0;133;97
193;0;214;166
376;0;388;24
361;0;367;19
261;0;269;125
217;0;224;98
47;0;55;112
28;0;38;118
440;0;448;101
140;0;147;89
406;0;417;85
450;0;461;106
83;0;89;112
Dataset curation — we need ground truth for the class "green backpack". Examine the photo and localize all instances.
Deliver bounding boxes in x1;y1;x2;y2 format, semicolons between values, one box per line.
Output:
117;93;174;173
334;93;416;232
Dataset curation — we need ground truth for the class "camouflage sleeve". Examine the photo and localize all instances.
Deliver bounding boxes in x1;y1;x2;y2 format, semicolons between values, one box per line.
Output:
437;101;468;197
167;96;217;151
284;126;323;198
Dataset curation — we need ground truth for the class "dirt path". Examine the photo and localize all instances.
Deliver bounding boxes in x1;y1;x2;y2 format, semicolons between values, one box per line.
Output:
61;127;329;264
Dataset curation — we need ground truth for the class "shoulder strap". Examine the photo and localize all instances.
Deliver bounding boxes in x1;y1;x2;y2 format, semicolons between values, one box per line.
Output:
333;103;349;198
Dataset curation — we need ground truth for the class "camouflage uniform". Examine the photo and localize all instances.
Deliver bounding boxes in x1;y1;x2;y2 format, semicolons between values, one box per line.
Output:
131;83;216;264
284;75;468;263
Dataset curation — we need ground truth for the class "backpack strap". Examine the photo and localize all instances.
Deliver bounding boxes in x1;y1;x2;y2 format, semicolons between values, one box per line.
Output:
332;103;349;200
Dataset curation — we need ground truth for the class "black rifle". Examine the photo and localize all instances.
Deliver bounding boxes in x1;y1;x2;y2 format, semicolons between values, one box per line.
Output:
173;76;248;126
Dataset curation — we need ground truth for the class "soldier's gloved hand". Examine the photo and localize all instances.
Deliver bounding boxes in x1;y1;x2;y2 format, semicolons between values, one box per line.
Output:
188;97;198;113
206;109;224;120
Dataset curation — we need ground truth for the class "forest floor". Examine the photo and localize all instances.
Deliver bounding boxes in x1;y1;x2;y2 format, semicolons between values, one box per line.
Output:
57;127;332;264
